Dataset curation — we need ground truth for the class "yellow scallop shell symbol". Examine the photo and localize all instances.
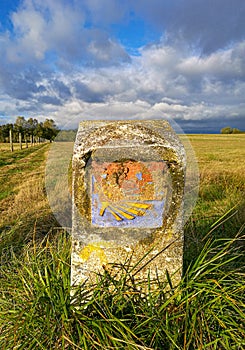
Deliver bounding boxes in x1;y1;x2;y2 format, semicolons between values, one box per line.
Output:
93;160;154;221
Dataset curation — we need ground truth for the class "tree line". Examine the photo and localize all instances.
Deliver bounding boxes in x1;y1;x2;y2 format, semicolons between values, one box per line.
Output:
0;116;59;150
220;126;243;134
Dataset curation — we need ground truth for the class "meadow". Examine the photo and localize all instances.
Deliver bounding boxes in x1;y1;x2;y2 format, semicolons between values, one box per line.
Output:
0;134;244;349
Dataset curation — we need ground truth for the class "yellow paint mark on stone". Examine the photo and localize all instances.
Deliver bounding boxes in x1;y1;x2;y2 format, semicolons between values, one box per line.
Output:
79;241;115;265
99;201;152;221
109;205;135;220
107;207;123;221
116;204;145;216
99;201;110;216
126;202;152;209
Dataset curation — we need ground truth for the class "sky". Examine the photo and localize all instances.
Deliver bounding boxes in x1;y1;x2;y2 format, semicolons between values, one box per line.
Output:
0;0;245;133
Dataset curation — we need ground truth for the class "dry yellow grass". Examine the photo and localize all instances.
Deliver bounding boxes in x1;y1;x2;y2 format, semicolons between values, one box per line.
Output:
0;144;54;237
0;142;32;152
189;134;245;211
2;176;47;225
187;134;245;177
181;134;245;264
0;135;244;241
0;143;18;152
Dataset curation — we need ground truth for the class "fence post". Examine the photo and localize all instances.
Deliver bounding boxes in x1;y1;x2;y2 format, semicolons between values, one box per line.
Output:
9;129;13;152
19;132;22;150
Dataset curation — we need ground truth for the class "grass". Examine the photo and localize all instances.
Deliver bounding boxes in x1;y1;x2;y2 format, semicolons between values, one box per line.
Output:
0;142;58;253
0;135;244;349
0;231;244;349
183;134;245;269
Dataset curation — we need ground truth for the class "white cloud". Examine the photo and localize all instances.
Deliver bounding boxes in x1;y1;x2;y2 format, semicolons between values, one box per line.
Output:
10;7;47;61
177;41;245;79
1;38;245;130
0;0;245;132
2;0;129;66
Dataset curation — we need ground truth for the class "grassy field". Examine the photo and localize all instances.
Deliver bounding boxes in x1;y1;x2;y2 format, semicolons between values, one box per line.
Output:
0;142;58;250
184;134;245;268
0;135;244;349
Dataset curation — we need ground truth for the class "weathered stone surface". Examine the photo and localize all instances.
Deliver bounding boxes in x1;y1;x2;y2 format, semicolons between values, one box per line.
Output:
71;120;186;288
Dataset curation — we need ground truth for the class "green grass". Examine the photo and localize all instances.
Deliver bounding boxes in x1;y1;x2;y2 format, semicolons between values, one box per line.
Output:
0;231;244;349
0;143;46;167
0;189;15;200
0;135;244;349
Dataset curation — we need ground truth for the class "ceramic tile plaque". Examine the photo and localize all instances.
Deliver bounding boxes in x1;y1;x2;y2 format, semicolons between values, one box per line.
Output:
91;159;166;228
71;120;186;289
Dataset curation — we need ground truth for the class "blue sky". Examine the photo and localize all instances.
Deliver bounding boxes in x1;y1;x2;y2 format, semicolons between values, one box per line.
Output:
0;0;245;132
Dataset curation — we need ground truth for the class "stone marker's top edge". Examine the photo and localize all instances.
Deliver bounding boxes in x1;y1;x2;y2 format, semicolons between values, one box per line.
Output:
74;120;185;161
78;120;170;126
77;120;173;134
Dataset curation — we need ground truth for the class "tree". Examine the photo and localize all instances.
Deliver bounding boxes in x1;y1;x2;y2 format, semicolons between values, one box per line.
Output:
232;128;241;134
14;116;26;131
26;118;39;143
34;122;44;142
14;116;26;149
221;126;233;134
42;119;59;141
55;129;77;142
0;124;13;143
220;126;242;134
0;117;59;146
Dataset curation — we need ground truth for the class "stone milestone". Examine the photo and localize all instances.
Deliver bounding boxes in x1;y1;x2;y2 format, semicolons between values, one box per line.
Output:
71;120;186;289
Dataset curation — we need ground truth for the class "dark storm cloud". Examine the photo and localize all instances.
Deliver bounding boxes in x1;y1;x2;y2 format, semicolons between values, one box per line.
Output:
133;0;245;54
175;114;245;133
85;29;131;65
38;95;62;105
173;0;245;54
73;81;106;103
0;68;46;100
83;0;128;25
51;80;72;100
